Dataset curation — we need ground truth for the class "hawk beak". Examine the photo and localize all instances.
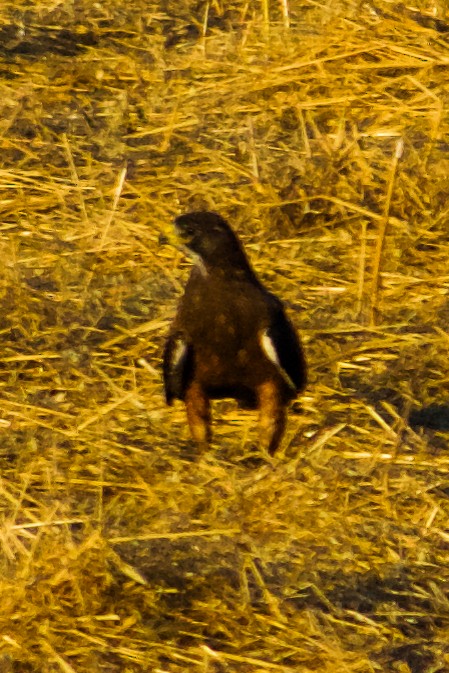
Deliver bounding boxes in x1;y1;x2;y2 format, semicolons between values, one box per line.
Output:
173;223;194;247
158;222;180;248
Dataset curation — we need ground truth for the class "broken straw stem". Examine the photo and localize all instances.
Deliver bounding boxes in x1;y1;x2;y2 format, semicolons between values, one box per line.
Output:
370;138;404;325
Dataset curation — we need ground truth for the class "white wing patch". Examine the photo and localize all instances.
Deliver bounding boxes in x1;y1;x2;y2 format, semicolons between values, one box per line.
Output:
172;339;187;368
260;329;296;390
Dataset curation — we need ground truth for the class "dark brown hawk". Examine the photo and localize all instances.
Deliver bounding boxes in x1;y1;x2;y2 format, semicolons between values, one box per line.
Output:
163;211;307;455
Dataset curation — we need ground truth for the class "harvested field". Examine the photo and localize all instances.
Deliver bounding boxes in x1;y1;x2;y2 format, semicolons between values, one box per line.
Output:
1;0;449;671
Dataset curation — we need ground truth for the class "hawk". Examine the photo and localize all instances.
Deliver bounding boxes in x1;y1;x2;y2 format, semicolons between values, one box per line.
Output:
163;211;307;455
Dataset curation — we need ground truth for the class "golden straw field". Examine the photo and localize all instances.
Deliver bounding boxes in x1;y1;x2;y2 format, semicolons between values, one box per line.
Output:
1;1;449;671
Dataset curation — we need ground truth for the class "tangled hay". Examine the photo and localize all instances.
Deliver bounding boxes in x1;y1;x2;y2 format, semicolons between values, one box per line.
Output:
1;0;449;671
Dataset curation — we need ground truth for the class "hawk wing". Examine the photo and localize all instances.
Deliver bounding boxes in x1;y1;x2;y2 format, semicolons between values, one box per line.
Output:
162;333;194;404
260;302;307;394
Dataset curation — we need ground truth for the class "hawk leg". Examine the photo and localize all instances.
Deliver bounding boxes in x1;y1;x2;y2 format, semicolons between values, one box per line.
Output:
185;381;212;447
257;379;286;455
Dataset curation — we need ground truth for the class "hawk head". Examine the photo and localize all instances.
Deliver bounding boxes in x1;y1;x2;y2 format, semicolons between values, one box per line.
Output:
174;211;250;270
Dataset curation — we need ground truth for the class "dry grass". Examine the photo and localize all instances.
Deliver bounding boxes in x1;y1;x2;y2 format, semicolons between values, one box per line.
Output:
1;0;449;671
